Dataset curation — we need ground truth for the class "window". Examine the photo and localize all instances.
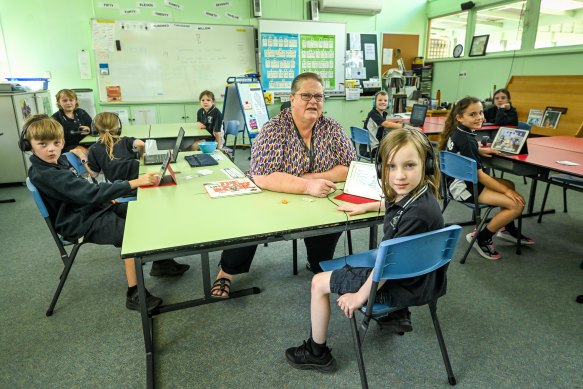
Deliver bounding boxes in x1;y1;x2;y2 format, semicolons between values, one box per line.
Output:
535;0;583;48
474;1;527;53
427;12;468;59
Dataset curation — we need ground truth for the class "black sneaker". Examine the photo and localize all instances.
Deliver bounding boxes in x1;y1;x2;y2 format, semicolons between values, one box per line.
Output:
149;259;190;277
285;340;337;373
377;308;413;333
126;288;163;312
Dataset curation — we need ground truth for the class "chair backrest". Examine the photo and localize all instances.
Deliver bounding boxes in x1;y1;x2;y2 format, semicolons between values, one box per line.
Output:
224;120;240;137
517;121;532;131
26;177;49;218
350;126;371;146
439;151;479;185
372;225;462;282
64;152;88;176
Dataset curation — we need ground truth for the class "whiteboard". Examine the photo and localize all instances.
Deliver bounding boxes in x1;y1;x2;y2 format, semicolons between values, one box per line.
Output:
258;19;346;95
92;20;256;103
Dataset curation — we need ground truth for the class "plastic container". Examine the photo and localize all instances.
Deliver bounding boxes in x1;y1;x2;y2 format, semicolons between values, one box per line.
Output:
198;142;217;154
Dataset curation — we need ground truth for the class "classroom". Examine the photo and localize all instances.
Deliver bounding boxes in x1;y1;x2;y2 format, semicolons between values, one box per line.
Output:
0;0;582;388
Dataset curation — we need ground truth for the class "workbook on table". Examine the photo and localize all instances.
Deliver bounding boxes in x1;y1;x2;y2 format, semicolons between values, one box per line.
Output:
335;161;382;204
203;178;262;198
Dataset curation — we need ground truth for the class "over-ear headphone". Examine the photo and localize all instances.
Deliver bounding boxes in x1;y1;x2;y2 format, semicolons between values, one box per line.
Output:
91;112;123;136
18;114;49;152
375;128;436;179
372;90;386;109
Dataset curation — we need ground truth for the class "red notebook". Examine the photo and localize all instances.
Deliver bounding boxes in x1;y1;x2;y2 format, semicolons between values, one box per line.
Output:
334;193;378;204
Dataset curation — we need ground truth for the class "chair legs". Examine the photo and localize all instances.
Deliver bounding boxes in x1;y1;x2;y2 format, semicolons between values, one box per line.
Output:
460;206;494;264
350;315;369;389
46;243;83;316
428;302;456;386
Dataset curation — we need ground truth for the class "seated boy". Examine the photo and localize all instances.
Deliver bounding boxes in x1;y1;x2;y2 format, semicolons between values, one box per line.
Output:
23;114;190;312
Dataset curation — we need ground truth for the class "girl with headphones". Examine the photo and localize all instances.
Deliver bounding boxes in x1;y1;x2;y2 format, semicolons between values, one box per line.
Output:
86;112;144;182
286;128;446;372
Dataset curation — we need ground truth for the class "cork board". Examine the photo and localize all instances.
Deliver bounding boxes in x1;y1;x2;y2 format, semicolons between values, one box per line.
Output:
381;33;419;75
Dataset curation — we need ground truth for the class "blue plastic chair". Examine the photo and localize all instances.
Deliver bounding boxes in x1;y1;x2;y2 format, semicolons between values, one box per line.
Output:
350;126;373;162
26;177;86;316
439;151;522;262
320;225;463;388
537;174;583;223
224;120;240;161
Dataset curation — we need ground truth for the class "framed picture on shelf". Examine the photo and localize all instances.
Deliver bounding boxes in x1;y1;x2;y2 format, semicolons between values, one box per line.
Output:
541;109;561;129
469;35;489;57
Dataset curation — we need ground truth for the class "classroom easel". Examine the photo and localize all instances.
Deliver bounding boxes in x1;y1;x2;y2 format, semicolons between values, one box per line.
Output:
222;75;270;148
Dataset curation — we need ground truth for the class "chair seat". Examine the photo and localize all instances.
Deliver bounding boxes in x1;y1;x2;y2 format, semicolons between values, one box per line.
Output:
320;250;377;272
460;201;492;210
550;174;583;186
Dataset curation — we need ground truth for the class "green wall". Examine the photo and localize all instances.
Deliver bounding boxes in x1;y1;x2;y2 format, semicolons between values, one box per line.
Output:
1;0;580;126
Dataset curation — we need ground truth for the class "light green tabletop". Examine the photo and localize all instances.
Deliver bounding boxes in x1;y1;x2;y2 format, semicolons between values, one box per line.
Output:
80;124;151;144
149;123;209;139
138;151;240;193
121;175;383;257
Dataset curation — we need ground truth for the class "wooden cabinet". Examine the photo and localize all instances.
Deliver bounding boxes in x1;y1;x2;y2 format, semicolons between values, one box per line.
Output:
100;105;157;125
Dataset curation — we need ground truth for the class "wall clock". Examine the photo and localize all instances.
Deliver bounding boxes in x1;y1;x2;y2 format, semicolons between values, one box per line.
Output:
453;44;463;58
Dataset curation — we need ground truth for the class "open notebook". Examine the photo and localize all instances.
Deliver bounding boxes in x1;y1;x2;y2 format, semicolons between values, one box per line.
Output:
335;161;382;204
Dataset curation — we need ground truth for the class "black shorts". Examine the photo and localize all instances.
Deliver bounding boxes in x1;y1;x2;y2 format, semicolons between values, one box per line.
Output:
329;265;388;305
464;182;485;204
84;203;127;248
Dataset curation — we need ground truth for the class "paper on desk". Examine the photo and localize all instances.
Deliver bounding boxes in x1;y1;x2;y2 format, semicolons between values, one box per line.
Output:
556;160;580;166
197;169;214;175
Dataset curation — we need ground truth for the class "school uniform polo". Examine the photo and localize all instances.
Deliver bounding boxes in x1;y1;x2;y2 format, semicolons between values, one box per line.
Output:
51;108;93;151
484;104;518;126
445;125;485;202
330;186;447;308
364;108;388;149
196;105;222;138
87;137;139;182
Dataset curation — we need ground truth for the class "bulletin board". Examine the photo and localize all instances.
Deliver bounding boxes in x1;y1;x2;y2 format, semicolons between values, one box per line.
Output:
91;19;256;103
258;19;346;95
381;33;419;76
346;33;380;95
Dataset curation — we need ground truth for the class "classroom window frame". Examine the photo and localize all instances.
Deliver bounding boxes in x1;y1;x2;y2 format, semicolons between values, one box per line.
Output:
426;11;469;60
473;0;527;53
535;0;583;49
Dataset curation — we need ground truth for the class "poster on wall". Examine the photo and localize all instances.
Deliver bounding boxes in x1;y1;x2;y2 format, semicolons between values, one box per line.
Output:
260;32;299;92
300;35;335;90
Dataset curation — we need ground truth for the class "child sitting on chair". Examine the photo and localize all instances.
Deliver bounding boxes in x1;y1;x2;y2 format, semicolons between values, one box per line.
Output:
363;91;419;158
87;112;144;182
285;128;446;372
22;114;190;312
192;90;224;151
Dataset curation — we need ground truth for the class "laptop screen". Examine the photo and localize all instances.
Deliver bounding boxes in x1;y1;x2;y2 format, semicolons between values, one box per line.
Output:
171;127;185;161
491;127;529;155
410;104;428;127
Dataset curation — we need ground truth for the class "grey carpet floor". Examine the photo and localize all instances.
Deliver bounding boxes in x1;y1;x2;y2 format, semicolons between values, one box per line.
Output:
1;153;581;388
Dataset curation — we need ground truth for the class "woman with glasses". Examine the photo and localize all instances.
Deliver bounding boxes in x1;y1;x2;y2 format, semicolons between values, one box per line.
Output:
210;72;357;298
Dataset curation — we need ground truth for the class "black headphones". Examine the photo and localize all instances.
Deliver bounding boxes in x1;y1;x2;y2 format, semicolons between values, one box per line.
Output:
18;114;50;152
91;112;123;136
375;128;436;179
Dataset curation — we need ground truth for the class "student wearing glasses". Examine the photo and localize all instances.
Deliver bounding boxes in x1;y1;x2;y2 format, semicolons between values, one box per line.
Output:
210;72;357;298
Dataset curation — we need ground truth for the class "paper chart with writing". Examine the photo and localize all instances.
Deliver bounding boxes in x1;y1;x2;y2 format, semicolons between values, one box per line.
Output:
300;35;335;90
261;33;299;91
343;161;382;200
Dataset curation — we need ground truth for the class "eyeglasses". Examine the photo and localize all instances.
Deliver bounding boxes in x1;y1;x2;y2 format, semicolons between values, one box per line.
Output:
295;93;324;102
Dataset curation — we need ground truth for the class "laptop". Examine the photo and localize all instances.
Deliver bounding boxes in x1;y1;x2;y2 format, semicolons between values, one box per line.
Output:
143;127;185;165
409;104;428;127
490;127;529;155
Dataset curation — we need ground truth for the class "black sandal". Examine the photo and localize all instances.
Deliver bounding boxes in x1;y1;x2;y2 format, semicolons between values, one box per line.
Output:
210;277;231;299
